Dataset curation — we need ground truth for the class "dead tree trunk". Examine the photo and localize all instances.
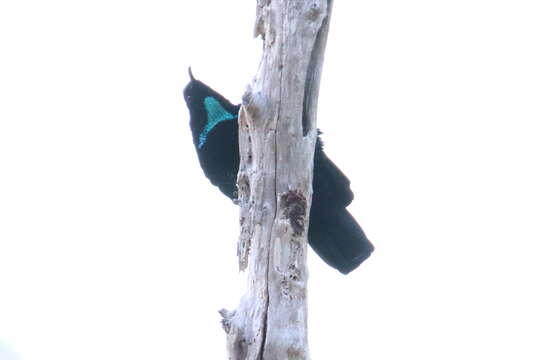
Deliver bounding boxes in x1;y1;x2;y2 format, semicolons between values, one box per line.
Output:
220;1;334;359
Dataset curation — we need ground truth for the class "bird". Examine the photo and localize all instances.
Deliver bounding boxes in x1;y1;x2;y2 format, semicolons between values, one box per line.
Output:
183;68;374;274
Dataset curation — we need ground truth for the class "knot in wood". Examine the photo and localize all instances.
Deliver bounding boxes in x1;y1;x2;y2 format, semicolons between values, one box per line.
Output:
237;173;251;200
306;2;324;21
279;190;307;237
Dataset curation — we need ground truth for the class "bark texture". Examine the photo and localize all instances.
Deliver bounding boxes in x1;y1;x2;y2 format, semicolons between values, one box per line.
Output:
220;1;334;359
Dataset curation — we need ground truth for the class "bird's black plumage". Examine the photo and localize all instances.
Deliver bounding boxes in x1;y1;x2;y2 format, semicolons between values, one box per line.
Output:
183;70;373;274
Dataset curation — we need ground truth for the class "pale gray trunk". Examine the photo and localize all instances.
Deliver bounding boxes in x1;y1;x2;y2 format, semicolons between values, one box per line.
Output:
219;1;334;359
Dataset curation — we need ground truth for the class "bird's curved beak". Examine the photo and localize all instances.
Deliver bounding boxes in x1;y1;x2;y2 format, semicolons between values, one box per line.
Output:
188;67;195;81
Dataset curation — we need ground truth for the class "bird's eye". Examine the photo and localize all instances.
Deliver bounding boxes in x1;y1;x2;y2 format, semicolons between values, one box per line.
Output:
187;95;191;100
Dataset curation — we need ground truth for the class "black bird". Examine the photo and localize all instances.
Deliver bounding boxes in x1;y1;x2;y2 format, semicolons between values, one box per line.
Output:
183;69;374;274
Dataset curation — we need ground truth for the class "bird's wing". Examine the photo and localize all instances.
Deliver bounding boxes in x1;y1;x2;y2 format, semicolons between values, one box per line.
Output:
312;135;354;210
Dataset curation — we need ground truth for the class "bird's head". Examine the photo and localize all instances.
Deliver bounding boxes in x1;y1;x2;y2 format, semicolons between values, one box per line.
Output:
184;67;235;120
183;67;209;114
183;68;240;148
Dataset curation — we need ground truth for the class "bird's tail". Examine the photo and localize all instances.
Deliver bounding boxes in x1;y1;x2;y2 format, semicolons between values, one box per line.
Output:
308;208;374;274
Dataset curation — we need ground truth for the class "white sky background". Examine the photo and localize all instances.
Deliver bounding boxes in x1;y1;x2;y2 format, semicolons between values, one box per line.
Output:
1;0;542;359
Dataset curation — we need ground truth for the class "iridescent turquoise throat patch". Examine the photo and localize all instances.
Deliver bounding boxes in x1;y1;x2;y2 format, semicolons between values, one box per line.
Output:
198;96;237;149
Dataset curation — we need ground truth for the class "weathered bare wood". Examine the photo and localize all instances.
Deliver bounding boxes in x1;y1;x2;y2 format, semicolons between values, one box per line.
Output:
220;1;334;359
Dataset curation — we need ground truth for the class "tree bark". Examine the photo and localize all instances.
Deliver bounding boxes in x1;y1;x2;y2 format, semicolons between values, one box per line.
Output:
220;1;334;359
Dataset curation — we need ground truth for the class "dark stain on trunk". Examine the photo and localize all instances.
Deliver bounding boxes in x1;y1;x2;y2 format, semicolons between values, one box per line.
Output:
280;190;307;237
